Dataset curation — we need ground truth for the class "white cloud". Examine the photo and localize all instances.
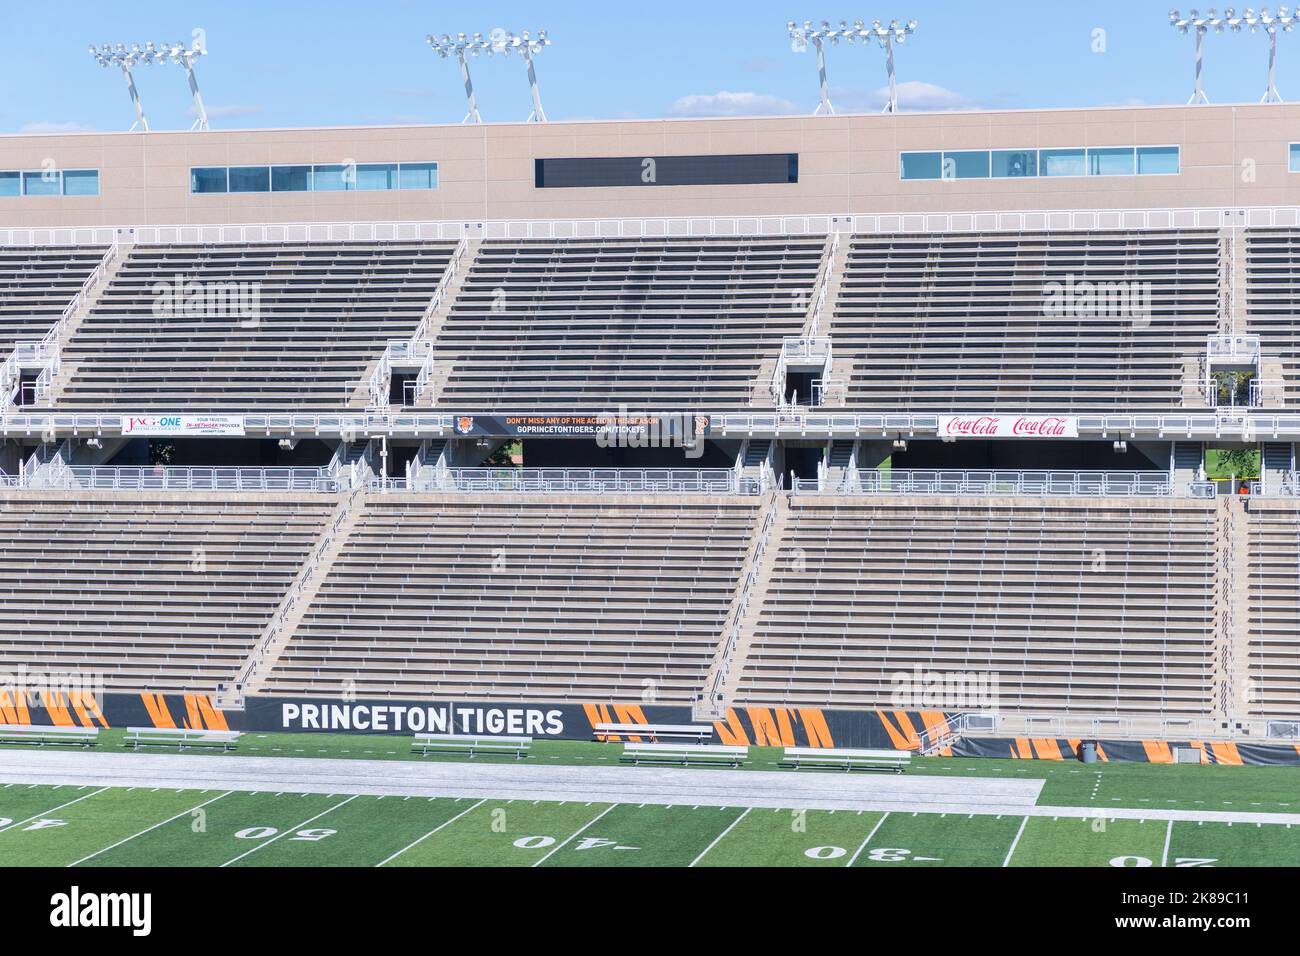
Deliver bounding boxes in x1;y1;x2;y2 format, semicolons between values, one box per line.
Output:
19;121;96;134
669;90;797;118
834;80;975;113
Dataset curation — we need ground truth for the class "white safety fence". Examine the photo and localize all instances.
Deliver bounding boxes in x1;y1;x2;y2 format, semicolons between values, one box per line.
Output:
37;466;340;492
374;467;754;496
796;468;1178;497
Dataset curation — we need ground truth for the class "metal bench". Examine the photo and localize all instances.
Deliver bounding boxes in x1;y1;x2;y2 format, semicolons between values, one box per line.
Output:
411;733;530;759
0;723;98;748
620;742;748;767
780;747;910;773
124;727;241;751
593;722;714;744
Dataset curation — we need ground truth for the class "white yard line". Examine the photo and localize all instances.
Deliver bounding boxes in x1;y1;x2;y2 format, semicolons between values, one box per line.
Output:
0;786;108;833
376;799;486;867
1161;818;1174;867
689;807;751;867
532;804;618;867
69;791;232;867
219;795;357;867
845;811;891;867
1002;815;1030;867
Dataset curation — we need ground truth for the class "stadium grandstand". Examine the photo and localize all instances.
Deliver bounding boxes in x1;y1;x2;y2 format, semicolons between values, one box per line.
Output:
4;21;1300;774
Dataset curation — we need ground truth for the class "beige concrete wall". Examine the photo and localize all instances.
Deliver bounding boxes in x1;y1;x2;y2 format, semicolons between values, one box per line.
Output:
0;102;1294;228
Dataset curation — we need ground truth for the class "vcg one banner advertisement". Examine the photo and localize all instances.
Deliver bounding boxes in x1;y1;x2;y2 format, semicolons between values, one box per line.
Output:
120;415;246;437
937;415;1078;439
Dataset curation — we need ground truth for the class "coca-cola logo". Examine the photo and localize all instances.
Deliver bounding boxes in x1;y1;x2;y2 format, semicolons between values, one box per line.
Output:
942;416;1001;436
940;415;1076;438
1011;416;1070;437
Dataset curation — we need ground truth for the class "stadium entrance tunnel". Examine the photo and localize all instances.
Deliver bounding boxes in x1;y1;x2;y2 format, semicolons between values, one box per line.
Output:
521;437;741;469
890;439;1162;472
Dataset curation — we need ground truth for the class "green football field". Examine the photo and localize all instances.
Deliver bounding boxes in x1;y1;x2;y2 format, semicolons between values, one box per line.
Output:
5;782;1300;867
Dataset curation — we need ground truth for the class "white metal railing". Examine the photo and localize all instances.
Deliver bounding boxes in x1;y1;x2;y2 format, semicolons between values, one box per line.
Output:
8;206;1300;252
369;235;470;408
40;466;339;492
707;488;780;707
433;467;751;495
1207;333;1261;364
805;230;839;340
832;469;1176;497
233;482;361;692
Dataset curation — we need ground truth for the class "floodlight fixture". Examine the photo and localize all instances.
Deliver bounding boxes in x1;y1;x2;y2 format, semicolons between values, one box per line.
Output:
88;39;210;131
89;42;152;131
1170;8;1236;103
427;28;551;122
1235;7;1300;102
788;18;917;115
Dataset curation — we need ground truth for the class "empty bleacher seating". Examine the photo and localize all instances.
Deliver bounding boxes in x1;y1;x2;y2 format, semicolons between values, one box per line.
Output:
1245;228;1300;405
430;237;823;408
734;496;1218;715
0;491;334;691
1244;500;1300;717
0;246;105;356
832;230;1220;410
53;240;456;410
261;494;759;701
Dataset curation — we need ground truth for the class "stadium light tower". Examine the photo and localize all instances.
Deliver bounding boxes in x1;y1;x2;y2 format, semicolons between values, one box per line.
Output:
88;39;210;131
1240;7;1300;102
861;18;918;113
1169;8;1233;104
427;32;486;123
788;18;918;115
427;28;551;122
88;43;152;131
787;20;843;115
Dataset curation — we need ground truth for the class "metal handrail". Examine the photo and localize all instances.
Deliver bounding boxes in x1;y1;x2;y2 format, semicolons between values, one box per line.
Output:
435;467;749;495
57;466;337;492
819;468;1176;498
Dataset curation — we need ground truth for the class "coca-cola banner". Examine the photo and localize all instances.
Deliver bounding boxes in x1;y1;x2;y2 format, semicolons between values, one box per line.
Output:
937;415;1078;439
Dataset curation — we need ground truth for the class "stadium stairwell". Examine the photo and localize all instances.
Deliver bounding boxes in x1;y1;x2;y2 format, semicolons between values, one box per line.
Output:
357;235;477;410
44;239;129;406
220;486;367;706
695;489;790;719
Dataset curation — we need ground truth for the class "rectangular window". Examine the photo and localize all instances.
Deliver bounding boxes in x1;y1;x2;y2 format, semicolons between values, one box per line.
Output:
22;171;61;196
534;153;798;188
228;166;271;193
62;169;99;196
1137;145;1180;175
311;164;352;191
1088;147;1135;176
991;149;1037;178
900;151;943;180
0;172;18;197
356;163;398;191
191;167;229;194
1292;144;1300;173
399;162;439;190
271;165;312;192
1039;148;1087;177
943;150;991;180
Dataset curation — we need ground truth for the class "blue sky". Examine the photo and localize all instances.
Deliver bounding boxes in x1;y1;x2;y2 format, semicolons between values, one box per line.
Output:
3;0;1295;132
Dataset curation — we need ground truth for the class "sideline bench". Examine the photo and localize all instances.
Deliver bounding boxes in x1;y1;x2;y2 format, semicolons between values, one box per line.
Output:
411;733;530;759
0;723;98;748
780;747;910;773
124;727;241;751
621;742;748;767
593;722;713;744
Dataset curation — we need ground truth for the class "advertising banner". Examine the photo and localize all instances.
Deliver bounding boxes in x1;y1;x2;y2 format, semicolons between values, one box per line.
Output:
937;414;1078;439
120;415;246;437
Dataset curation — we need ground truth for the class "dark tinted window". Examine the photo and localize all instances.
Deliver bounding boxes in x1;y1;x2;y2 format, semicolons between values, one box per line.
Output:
535;153;798;188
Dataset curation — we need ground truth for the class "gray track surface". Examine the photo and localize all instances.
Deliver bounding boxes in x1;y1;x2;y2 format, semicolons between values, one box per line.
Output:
7;751;1300;823
0;750;1042;814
